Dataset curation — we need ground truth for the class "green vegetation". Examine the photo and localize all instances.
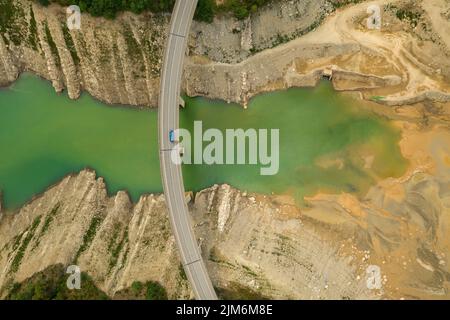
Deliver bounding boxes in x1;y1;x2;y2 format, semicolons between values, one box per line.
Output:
241;264;258;277
11;233;24;252
27;5;39;50
145;281;168;300
370;95;385;102
6;264;109;300
122;23;142;61
143;30;162;76
178;263;187;281
131;280;144;295
0;0;26;45
74;215;103;262
194;0;215;23
32;203;60;250
108;225;128;271
216;282;268;300
43;20;61;68
217;0;273;20
32;0;277;21
116;280;168;300
41;204;60;235
197;0;279;21
35;0;174;19
6;264;169;300
61;22;80;65
328;0;365;9
10;216;42;273
385;4;423;28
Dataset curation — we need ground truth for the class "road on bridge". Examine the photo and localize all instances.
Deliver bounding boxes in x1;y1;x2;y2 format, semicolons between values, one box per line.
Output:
158;0;218;300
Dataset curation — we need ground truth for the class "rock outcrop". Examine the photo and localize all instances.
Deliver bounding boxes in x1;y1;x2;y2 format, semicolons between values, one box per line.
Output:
0;0;169;106
3;0;449;108
1;155;449;300
0;170;378;299
0;0;334;107
0;170;190;299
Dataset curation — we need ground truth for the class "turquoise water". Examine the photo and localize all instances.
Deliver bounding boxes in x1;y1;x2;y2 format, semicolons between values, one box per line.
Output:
0;73;408;210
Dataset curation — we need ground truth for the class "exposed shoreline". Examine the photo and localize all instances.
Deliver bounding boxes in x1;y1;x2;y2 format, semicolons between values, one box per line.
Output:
185;0;450;108
1;115;448;299
1;0;449;110
1;0;449;300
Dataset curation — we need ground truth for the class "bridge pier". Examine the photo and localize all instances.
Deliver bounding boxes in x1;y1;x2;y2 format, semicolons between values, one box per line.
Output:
179;97;185;108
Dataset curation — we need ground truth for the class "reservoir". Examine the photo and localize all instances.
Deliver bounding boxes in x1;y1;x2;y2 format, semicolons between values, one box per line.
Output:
0;73;408;210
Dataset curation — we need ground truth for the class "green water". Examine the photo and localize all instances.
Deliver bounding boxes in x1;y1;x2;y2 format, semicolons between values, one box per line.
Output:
0;73;408;210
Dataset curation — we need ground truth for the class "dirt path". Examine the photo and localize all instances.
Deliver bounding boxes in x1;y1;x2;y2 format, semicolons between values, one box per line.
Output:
188;0;450;107
327;0;449;99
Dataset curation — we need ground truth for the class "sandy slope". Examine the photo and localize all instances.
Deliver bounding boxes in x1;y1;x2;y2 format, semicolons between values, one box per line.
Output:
187;0;450;106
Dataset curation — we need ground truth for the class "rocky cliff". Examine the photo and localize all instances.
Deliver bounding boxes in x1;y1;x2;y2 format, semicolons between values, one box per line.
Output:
1;0;449;300
1;156;449;300
2;0;449;108
0;0;169;106
0;169;378;299
0;0;333;107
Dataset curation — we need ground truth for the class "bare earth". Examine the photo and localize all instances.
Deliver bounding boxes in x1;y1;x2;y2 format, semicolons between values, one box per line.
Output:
186;0;450;107
0;0;449;299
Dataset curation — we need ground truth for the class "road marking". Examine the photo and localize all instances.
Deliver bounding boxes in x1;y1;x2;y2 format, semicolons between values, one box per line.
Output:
158;0;217;300
170;32;186;38
185;259;201;266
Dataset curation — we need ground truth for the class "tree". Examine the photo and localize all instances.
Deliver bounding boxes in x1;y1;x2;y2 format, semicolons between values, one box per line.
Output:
195;0;215;23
